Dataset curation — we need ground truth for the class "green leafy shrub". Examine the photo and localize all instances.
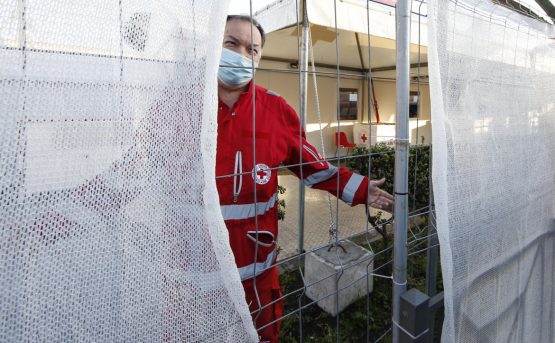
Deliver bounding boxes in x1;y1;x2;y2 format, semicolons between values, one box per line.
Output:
346;143;431;214
278;185;286;221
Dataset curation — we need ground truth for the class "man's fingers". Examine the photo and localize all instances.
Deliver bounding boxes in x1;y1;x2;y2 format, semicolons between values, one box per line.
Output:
370;179;394;201
369;178;394;212
382;190;395;201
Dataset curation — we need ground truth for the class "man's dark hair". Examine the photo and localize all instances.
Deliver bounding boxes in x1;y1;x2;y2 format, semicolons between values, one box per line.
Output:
226;15;266;47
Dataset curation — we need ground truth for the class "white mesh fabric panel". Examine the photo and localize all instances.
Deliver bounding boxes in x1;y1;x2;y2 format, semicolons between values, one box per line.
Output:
429;0;555;342
0;1;258;342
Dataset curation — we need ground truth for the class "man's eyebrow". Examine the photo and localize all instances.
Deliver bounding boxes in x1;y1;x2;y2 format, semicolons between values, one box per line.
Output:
224;34;240;43
224;34;261;47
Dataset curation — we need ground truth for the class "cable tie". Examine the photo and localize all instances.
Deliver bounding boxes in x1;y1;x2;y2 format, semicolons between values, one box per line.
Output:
392;279;407;286
394;138;410;146
392;318;430;340
371;273;393;280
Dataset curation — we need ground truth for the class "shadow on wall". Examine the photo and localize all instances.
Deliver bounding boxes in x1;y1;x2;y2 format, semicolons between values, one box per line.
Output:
410;120;431;145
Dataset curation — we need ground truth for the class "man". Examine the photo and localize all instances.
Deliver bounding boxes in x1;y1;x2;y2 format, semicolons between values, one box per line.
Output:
216;15;394;342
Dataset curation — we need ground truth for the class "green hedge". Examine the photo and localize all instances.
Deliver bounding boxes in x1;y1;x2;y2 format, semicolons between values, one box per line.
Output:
346;143;431;214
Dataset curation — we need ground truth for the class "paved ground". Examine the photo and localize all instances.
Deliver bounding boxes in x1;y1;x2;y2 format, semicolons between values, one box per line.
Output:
277;173;391;259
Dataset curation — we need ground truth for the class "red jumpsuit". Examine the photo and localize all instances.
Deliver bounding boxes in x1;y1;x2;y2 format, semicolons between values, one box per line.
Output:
216;82;368;342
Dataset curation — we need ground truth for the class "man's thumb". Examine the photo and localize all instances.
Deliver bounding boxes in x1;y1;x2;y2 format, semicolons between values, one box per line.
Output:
372;178;386;186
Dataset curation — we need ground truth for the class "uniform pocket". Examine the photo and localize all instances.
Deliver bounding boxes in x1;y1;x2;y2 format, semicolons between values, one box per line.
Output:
246;230;276;247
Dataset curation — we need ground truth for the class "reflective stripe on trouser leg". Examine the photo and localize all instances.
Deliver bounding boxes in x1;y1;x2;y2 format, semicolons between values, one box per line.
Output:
220;192;278;220
238;247;278;281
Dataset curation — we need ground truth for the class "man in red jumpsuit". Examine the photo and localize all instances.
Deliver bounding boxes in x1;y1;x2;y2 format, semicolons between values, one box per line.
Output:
216;15;394;342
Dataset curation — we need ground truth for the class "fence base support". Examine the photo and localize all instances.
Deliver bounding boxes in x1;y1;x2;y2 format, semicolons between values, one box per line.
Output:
399;288;444;343
304;240;373;316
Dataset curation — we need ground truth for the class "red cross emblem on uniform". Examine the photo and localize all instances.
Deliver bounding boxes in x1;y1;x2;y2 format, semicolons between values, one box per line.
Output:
360;134;368;143
253;163;271;185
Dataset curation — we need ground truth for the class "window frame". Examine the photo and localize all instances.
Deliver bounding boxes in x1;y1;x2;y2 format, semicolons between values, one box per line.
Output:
338;88;359;121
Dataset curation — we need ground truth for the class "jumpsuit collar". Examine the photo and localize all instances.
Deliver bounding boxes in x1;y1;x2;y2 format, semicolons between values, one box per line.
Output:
218;81;255;114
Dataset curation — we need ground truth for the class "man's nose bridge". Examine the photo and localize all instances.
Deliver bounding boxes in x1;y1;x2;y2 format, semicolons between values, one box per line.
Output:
238;44;251;59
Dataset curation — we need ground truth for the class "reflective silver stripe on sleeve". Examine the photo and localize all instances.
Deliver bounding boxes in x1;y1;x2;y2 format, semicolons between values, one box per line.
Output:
303;145;323;164
341;174;364;205
220;192;278;220
238;247;278;281
303;165;338;187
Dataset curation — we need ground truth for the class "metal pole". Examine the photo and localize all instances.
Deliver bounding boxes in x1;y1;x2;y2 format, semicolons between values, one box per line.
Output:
425;183;439;297
392;0;411;342
297;0;309;255
425;149;439;339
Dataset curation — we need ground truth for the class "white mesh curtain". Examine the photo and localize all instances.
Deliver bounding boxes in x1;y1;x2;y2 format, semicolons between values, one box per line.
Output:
0;0;257;341
429;0;555;342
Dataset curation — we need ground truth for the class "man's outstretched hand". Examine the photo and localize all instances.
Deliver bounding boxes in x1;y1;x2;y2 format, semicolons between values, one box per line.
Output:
368;178;394;212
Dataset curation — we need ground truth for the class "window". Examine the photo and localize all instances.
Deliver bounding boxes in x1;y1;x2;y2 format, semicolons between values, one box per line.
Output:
339;88;358;121
409;91;419;118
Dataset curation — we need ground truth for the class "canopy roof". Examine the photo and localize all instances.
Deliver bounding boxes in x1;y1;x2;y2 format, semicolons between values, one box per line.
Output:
255;0;428;74
255;0;428;44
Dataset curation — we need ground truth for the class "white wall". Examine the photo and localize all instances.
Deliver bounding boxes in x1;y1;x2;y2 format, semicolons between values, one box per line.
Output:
370;76;432;145
255;60;431;158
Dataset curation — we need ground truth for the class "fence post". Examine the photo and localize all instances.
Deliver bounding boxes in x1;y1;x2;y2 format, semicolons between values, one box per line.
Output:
297;0;309;255
392;0;411;342
425;186;439;297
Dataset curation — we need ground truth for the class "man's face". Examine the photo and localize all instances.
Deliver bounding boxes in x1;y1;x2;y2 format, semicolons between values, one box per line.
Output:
222;19;263;64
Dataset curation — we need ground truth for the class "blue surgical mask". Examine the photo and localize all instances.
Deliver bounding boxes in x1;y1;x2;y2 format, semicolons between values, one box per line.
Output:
218;48;257;87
